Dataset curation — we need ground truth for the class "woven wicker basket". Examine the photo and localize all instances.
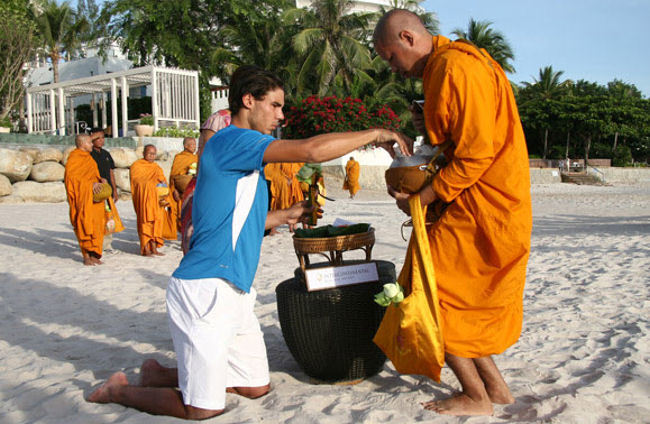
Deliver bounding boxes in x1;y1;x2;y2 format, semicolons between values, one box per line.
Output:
293;229;375;271
276;260;396;383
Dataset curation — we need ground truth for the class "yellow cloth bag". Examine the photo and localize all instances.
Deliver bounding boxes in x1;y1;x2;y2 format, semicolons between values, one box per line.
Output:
373;195;445;382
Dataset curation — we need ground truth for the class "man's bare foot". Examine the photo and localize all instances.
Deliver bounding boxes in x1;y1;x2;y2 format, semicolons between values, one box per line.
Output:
139;359;176;387
91;257;103;265
422;393;493;416
83;257;96;266
87;372;129;403
153;251;165;256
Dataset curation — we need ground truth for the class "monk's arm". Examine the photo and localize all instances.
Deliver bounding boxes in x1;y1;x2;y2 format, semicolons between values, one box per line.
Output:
263;129;412;164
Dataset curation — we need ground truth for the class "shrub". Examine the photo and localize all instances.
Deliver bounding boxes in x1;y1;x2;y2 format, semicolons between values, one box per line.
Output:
0;116;11;128
612;145;633;167
283;95;401;142
139;113;154;125
153;125;199;138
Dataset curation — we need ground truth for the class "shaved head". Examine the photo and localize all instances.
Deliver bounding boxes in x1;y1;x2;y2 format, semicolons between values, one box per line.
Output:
373;9;429;48
75;134;93;152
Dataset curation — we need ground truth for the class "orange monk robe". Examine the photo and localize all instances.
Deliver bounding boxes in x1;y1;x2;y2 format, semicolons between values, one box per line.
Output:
169;150;198;228
422;36;532;358
342;158;360;196
130;159;176;255
264;162;290;210
64;149;106;257
288;162;305;205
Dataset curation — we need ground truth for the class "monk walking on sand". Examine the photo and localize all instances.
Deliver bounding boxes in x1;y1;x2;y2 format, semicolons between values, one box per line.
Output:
169;137;198;229
64;134;122;265
343;156;360;198
130;145;177;256
374;10;532;416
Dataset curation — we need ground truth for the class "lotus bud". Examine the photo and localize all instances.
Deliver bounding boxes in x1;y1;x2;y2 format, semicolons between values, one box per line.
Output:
383;282;400;299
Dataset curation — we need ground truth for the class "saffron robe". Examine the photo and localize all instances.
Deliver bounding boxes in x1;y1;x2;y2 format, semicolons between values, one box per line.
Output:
169;150;198;228
422;36;532;358
342;158;360;196
130;159;176;255
64;149;115;256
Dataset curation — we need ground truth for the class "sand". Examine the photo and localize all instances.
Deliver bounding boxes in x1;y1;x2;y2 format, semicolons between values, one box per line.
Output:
0;182;648;423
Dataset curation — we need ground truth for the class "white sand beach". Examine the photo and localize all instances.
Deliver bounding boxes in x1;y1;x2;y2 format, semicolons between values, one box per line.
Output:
0;182;648;423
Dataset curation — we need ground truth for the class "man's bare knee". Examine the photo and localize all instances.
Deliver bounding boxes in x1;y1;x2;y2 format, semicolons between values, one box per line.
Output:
185;405;224;420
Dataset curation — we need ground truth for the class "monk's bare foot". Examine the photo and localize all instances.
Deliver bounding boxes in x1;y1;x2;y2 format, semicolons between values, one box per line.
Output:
422;393;493;416
487;385;515;404
87;372;129;403
153;250;165;256
91;257;103;265
83;257;96;266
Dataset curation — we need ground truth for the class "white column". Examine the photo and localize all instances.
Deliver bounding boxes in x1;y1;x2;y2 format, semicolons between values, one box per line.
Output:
121;76;128;138
111;79;118;137
193;73;200;129
101;92;107;129
92;93;98;128
26;92;33;133
49;89;56;134
151;68;158;132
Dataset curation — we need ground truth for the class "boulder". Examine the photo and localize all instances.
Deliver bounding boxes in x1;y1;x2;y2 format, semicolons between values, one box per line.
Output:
0;173;12;196
62;146;75;166
0;148;33;182
114;168;131;192
34;147;63;164
19;147;40;161
29;161;65;182
0;194;24;204
110;147;138;168
12;181;66;203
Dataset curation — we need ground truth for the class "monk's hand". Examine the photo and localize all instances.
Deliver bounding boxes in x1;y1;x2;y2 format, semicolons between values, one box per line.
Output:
409;104;427;136
173;190;181;202
92;182;103;195
387;184;411;216
374;129;413;158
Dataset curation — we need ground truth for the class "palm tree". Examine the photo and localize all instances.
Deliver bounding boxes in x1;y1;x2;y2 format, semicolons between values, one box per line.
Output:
522;66;570;158
452;18;515;73
291;0;374;97
377;0;440;34
33;0;89;82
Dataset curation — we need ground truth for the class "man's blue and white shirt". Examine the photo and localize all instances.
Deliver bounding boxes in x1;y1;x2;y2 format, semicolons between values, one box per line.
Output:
172;125;274;293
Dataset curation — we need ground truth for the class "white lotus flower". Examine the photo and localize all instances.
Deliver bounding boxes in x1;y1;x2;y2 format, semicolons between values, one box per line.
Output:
383;282;400;298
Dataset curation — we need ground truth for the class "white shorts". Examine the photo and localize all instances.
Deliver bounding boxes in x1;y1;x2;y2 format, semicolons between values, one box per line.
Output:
167;276;270;410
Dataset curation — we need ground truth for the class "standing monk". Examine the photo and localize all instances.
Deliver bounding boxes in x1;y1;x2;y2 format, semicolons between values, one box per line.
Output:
374;10;532;416
169;137;198;229
90;127;123;252
130;145;176;256
64;135;118;265
342;156;360;198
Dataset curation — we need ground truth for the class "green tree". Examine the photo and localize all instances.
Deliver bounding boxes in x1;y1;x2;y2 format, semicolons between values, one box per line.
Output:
33;0;89;83
291;0;374;97
451;18;515;73
0;0;39;122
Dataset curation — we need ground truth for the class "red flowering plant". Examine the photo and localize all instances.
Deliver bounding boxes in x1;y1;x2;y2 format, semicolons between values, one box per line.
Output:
283;95;401;149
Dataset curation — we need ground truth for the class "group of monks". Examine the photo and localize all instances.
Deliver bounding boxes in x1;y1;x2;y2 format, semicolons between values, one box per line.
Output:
64;135;198;264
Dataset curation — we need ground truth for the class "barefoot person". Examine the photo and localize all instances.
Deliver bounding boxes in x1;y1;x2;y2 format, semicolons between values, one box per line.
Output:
87;65;411;420
373;10;532;416
64;135;113;265
169;137;198;229
129;145;177;256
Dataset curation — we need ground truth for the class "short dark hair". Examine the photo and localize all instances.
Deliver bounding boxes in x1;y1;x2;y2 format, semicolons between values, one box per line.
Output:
228;65;283;116
90;127;104;134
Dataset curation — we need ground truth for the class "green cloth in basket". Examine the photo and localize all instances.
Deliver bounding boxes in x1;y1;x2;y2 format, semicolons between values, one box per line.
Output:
294;223;371;239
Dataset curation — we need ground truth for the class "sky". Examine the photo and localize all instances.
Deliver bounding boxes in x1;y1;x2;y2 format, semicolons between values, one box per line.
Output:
421;0;650;97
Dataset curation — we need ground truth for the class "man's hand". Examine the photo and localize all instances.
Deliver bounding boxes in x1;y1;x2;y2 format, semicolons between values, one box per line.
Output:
375;129;413;158
286;200;322;230
92;182;103;195
387;185;411;216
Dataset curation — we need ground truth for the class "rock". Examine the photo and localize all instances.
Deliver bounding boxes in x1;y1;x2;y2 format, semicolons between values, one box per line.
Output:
19;147;40;161
29;161;65;182
62;146;75;166
157;150;171;161
0;173;12;196
135;145;144;158
12;181;66;203
34;147;63;164
110;148;138;168
0;194;24;204
114;168;131;192
0;148;33;182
